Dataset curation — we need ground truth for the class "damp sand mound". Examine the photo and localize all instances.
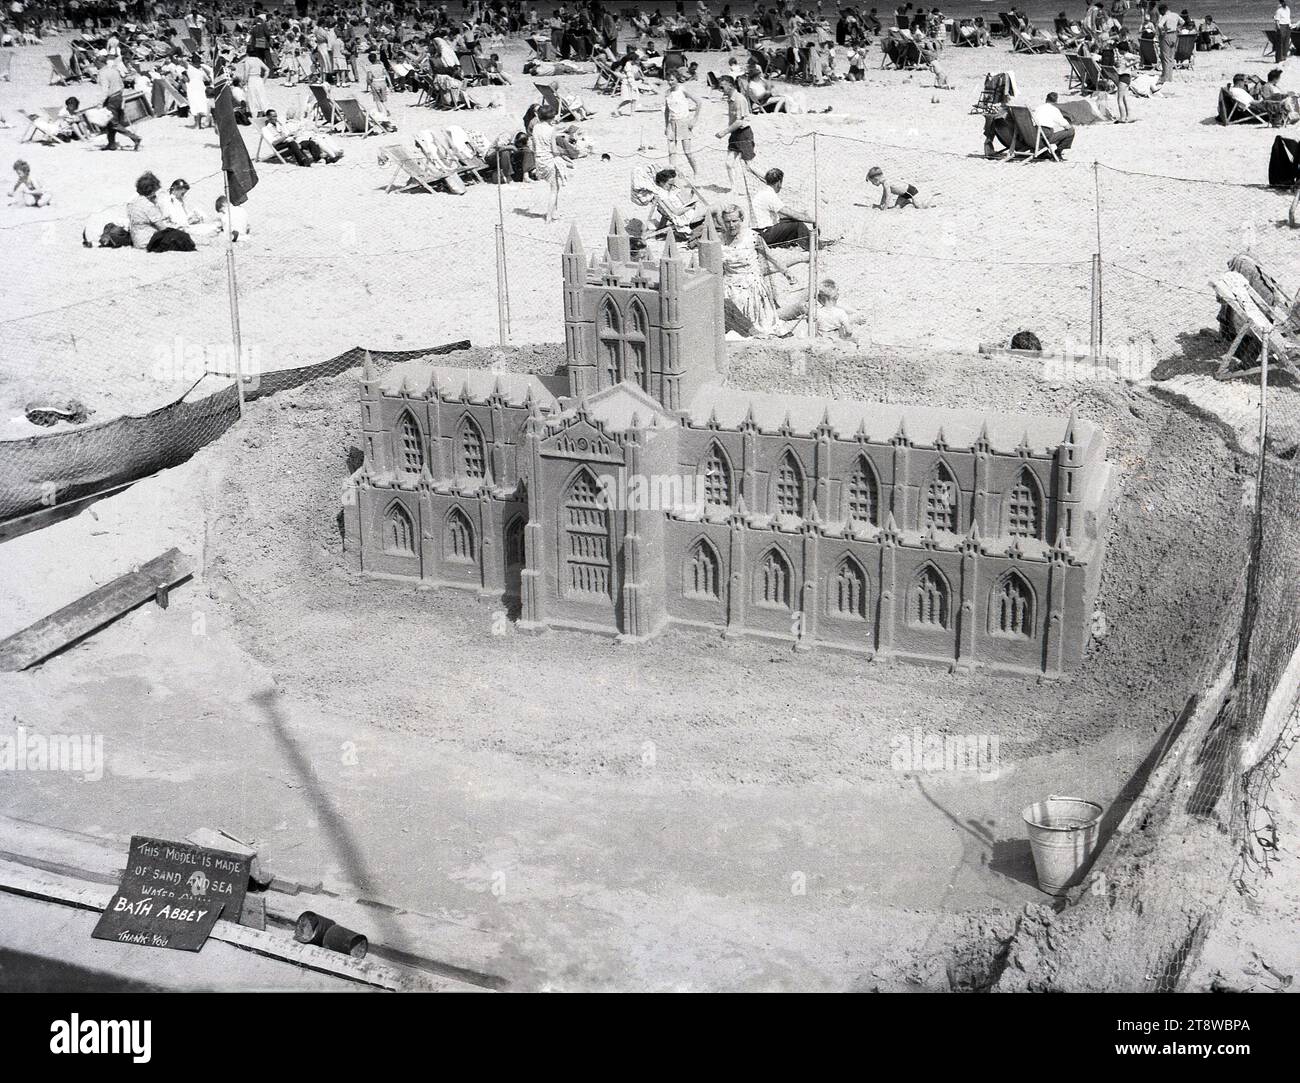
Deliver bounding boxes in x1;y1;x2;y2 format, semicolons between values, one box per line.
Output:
192;342;1249;785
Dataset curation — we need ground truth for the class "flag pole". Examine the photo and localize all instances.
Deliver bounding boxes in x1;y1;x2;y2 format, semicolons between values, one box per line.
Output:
223;167;245;419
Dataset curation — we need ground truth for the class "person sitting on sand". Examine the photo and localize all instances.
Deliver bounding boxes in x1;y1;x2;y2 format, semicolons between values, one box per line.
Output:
159;177;220;242
867;165;938;209
127;171;194;252
777;279;866;344
216;194;249;242
9;160;50;207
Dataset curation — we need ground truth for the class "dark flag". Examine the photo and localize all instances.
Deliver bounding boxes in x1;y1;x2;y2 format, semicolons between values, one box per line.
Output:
213;86;257;206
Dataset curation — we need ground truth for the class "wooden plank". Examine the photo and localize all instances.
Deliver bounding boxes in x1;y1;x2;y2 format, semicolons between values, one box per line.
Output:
0;859;430;991
0;815;506;990
0;548;192;671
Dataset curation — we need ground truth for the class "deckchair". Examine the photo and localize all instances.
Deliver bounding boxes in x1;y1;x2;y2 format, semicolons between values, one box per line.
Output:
951;21;978;47
1217;86;1272;126
593;57;618;93
525;36;556;62
19;110;56;143
306;82;341;125
895;14;910;29
1007;105;1061;162
48;54;78;85
150;75;187;116
1211;268;1300;382
1011;27;1056;54
534;82;580;122
970;71;1012;114
996;13;1016;37
251;118;293;164
1173;32;1196;68
1064;53;1101;93
457;51;487;86
1138;36;1159;69
334;97;375;135
384;143;481;194
1264;29;1282;59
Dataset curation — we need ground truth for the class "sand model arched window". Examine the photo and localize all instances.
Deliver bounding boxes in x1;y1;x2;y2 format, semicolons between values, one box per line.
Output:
922;463;958;533
564;468;611;598
685;538;721;599
757;548;793;609
444;507;476;563
830;555;869;620
1006;468;1043;541
397;410;423;478
701;443;733;509
625;298;649;391
912;565;950;628
991;571;1035;637
383;502;416;556
773;450;805;518
599;295;622;387
457;416;488;481
844;454;879;525
505;516;526;569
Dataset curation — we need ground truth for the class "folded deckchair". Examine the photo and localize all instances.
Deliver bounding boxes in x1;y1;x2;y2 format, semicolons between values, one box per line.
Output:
1174;32;1196;68
48;54;78;85
384;143;484;194
1007;105;1061;162
251;118;293;164
333;97;375;135
307;82;340;125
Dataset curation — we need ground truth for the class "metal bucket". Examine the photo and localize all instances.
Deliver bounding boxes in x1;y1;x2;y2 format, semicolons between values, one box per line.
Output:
1021;795;1103;895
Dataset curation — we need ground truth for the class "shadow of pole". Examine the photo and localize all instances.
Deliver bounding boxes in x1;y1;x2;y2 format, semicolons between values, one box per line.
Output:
250;688;407;957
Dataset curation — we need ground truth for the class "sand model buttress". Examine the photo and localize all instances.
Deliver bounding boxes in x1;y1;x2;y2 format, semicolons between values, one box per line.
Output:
343;212;1112;677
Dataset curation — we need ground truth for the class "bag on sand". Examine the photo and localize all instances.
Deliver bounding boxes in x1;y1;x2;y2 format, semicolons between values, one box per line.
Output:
146;227;197;252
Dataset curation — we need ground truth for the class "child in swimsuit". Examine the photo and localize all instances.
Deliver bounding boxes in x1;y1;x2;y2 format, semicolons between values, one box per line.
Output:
867;166;935;209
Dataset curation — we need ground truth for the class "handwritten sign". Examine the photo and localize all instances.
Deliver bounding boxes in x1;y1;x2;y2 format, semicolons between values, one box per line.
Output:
92;836;252;952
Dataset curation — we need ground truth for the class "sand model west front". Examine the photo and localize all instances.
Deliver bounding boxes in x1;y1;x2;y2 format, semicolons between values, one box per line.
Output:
343;214;1112;677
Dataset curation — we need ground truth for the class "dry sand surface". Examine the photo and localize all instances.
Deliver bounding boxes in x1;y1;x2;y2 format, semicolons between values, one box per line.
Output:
2;32;1298;429
0;29;1296;988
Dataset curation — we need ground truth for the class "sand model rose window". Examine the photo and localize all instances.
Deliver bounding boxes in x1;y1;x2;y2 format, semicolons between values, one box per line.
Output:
774;451;805;517
397;410;423;477
992;572;1034;637
1007;468;1042;540
564;469;611;598
913;566;949;628
844;455;879;525
831;556;868;620
685;539;720;599
457;417;487;481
